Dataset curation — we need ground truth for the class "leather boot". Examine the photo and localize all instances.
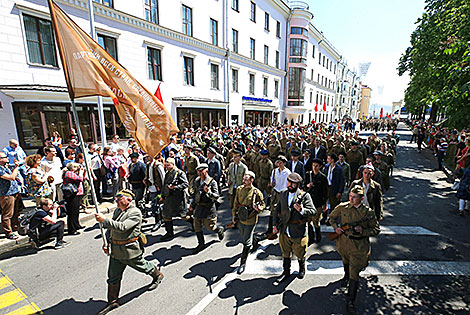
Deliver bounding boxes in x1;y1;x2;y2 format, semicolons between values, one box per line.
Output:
346;279;359;315
279;257;291;282
265;216;273;235
161;221;174;241
307;223;315;245
341;264;350;287
314;226;322;243
298;258;306;279
216;226;225;241
237;245;251;274
148;265;164;291
192;232;205;254
186;217;195;232
97;282;120;315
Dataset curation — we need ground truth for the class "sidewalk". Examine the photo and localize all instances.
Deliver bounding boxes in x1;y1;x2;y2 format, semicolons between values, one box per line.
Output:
0;199;114;255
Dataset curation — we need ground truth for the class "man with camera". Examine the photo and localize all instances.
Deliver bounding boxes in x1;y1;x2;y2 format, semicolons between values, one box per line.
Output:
232;171;265;274
29;198;69;249
95;189;163;315
272;173;316;281
190;163;224;254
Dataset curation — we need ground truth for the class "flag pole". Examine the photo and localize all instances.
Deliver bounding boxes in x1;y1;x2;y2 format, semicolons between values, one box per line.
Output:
70;98;108;249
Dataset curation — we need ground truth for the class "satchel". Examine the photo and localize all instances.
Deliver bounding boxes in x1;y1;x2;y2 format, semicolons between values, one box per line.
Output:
237;205;254;221
62;183;78;198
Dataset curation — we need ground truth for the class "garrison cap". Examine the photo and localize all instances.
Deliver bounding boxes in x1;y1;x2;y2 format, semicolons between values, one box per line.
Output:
193;147;202;152
245;170;256;179
373;150;384;155
350;140;360;146
287;173;303;183
196;163;209;170
233;149;243;155
364;164;375;171
260;149;269;155
116;189;135;199
350;185;364;195
165;157;176;164
291;150;301;157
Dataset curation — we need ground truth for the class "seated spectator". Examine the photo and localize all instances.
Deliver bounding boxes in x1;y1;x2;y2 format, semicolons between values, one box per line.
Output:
29;198;70;249
25;154;53;206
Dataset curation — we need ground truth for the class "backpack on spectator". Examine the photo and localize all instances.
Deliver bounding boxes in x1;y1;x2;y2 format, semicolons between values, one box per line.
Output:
18;208;40;238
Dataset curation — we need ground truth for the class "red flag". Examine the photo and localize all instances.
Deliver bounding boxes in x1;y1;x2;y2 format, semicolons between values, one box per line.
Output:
323;102;327;111
154;83;163;104
314;103;318;112
380;108;383;119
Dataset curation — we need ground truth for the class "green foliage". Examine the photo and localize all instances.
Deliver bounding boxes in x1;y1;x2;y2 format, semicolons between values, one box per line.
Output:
398;0;470;129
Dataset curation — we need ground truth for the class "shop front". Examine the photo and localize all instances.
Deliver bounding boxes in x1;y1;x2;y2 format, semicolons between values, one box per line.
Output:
173;98;228;131
242;96;279;127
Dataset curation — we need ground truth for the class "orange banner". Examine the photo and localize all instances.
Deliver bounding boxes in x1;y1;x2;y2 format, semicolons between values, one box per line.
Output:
48;0;178;157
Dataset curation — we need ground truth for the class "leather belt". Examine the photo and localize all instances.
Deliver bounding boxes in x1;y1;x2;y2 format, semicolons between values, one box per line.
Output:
111;236;139;245
345;234;366;240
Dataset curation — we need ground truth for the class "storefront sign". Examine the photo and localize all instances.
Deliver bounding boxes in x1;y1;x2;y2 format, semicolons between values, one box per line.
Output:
242;96;272;103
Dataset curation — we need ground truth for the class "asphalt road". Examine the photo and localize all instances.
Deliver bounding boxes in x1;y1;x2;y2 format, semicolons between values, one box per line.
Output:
0;123;469;315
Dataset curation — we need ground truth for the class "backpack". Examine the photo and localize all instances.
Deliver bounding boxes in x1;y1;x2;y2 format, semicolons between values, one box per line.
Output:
18;209;40;237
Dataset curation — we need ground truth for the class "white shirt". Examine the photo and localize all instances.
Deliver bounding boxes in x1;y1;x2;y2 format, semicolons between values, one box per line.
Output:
272;167;291;192
87;152;101;170
362;182;370;207
327;164;335;186
40;157;63;185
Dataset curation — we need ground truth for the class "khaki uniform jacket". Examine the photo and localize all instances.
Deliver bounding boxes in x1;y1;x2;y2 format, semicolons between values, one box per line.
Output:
257;158;274;192
268;141;281;161
273;189;316;238
227;162;248;195
185;154;199;177
104;206;143;260
233;185;265;225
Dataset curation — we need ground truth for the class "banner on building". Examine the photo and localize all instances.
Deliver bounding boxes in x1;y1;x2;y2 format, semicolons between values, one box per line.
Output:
47;0;178;157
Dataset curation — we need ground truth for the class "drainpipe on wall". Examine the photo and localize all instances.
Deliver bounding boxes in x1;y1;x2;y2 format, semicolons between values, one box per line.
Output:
224;0;230;125
283;10;293;123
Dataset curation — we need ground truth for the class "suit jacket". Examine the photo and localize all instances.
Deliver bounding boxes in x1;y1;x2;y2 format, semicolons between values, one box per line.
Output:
312;146;327;163
349;179;383;220
227;162;248;195
207;157;222;183
286;160;306;182
162;168;189;217
273;189;316;238
323;163;345;195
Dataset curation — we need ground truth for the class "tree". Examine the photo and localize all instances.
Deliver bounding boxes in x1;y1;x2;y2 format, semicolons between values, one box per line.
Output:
398;0;470;129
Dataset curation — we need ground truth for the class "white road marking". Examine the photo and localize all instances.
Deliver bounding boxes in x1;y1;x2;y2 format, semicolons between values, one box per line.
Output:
244;259;470;276
320;225;439;236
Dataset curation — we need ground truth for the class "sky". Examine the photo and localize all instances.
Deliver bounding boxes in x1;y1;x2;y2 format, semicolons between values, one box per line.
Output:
306;0;426;115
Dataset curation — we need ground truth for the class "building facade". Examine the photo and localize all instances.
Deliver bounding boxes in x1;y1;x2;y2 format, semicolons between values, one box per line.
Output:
359;85;371;119
0;0;350;152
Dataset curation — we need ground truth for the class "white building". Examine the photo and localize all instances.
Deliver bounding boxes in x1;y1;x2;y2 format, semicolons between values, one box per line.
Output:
0;0;345;153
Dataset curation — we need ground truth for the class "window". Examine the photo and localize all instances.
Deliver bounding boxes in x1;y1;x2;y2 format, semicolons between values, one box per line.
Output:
326;58;329;70
147;47;162;80
288;67;305;106
289;38;307;63
274;80;279;98
232;29;238;53
210;19;218;46
290;27;308;36
249;73;255;95
232;0;239;11
23;14;58;66
323;55;325;67
250;1;256;22
250;38;255;60
211;64;219;89
144;0;159;24
97;34;118;60
317;73;320;83
183;56;194;86
318;52;321;64
93;0;113;7
264;45;269;65
275;50;280;68
276;21;281;38
263;77;268;96
310;91;313;103
182;5;192;36
232;69;238;92
311;69;314;80
312;45;315;57
264;13;269;31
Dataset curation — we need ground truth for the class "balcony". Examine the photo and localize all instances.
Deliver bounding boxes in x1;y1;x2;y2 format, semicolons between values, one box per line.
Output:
288;1;309;10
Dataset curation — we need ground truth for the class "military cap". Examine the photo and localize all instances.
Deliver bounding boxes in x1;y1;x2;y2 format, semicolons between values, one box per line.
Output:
129;152;139;159
208;147;217;154
233;149;243;155
291;150;301;157
245;170;256;179
165;157;176;164
287;173;303;183
260;149;269;155
196;163;209;170
350;140;360;146
373;150;384;155
364;164;375;170
312;158;323;166
304;149;312;154
116;189;135;199
278;155;288;163
350;185;364;195
193;147;202;152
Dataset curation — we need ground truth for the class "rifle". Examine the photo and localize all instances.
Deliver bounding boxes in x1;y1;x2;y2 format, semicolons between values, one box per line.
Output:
328;215;375;241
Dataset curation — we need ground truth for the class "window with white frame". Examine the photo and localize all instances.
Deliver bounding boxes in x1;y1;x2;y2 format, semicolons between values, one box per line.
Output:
22;14;58;66
275;51;280;68
232;29;238;53
98;33;118;60
264;45;269;65
264;12;269;31
182;5;192;36
144;0;159;24
232;0;239;11
276;21;281;38
232;69;238;92
147;47;162;80
263;77;268;96
183;56;194;86
210;19;218;46
249;73;255;95
211;63;219;89
274;80;279;98
250;38;255;60
250;2;256;22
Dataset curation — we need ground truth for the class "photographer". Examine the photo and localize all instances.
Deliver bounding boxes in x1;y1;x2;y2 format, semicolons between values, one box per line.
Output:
232;171;265;274
29;198;69;250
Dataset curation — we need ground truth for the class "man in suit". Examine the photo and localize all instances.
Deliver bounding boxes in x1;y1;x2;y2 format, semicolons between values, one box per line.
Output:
272;173;316;281
349;164;383;221
227;150;247;210
322;153;345;224
312;138;327;164
286;150;305;183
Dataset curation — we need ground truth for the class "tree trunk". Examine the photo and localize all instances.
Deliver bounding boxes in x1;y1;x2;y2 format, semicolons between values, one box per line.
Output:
430;103;439;122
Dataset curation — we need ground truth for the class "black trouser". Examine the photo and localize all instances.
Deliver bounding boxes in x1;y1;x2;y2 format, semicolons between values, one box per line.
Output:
38;221;65;243
93;169;102;202
65;195;83;233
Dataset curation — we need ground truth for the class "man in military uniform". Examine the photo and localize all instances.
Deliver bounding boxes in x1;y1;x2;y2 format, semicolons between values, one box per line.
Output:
256;150;274;206
160;157;192;241
95;189;163;315
329;186;380;314
232;171;265;274
305;158;328;243
373;151;390;191
346;141;365;181
338;152;351;188
268;135;281;163
190;163;224;254
272;173;316;280
183;144;199;195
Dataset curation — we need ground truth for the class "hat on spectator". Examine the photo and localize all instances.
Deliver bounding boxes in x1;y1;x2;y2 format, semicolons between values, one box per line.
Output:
350;140;360;146
364;163;375;171
233;149;243;155
116;189;135;199
196;163;209;170
287;173;303;183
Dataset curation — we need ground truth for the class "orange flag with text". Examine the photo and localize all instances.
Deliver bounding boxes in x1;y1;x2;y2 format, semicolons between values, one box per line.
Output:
47;0;178;157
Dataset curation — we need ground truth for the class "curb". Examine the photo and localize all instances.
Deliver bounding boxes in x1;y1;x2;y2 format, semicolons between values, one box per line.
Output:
0;203;114;256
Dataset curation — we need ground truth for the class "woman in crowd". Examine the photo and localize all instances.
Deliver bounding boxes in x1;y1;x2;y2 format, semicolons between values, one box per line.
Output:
62;162;85;235
103;147;120;197
51;131;63;149
25;154;53;206
75;153;93;213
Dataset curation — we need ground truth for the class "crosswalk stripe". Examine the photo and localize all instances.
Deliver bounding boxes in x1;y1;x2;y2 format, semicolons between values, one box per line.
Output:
0;289;26;309
0;276;13;290
5;303;42;315
319;225;438;236
244;259;470;276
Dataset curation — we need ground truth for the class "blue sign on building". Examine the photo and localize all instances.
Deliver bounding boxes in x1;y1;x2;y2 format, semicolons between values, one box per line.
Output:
242;96;273;103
